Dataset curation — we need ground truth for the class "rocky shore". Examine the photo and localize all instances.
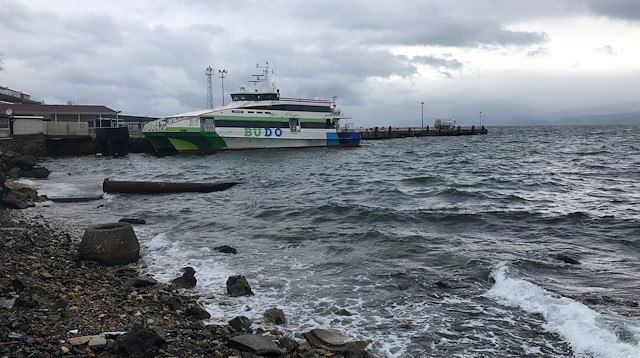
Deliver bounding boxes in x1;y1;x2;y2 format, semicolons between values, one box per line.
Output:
0;149;377;358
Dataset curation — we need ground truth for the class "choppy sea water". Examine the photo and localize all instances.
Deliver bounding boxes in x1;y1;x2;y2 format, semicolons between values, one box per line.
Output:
20;125;640;357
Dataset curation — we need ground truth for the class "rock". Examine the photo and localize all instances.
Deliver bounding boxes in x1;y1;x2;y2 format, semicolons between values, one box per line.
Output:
263;307;286;325
1;149;18;163
6;166;22;179
0;196;29;209
161;296;184;311
68;336;92;346
171;267;197;288
554;254;581;265
123;276;158;287
88;334;107;347
227;275;253;297
229;316;253;334
22;166;51;179
119;218;147;225
187;306;211;320
78;223;140;266
5;180;38;198
8;155;37;170
346;349;373;358
53;298;69;310
12;277;29;292
114;329;167;358
16;295;39;308
214;245;237;254
227;334;283;356
303;329;369;353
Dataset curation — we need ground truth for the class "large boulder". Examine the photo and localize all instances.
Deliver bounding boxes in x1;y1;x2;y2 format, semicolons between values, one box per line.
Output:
171;267;197;289
303;329;369;353
227;335;283;356
78;223;140;266
22;166;51;179
227;275;253;297
264;307;286;325
5;181;38;198
8;155;37;170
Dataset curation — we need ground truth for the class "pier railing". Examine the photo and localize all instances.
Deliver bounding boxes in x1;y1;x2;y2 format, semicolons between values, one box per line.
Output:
359;125;487;139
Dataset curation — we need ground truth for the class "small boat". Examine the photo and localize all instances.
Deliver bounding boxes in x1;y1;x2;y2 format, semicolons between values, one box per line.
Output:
142;62;360;153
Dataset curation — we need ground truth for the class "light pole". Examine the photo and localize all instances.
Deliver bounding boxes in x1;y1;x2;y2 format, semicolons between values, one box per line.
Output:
421;101;424;129
479;111;482;126
218;69;228;106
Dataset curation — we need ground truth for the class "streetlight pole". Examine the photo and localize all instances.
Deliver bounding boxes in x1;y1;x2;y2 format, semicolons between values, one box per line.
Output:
480;111;482;126
421;102;424;130
218;69;228;106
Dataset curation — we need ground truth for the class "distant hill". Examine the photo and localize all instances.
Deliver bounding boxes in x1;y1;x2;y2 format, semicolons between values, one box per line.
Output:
554;110;640;125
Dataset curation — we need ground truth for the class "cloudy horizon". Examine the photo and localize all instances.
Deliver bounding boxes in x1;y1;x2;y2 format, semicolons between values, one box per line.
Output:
1;0;639;126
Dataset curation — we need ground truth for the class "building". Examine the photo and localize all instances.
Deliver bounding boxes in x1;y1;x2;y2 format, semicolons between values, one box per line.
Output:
0;103;118;137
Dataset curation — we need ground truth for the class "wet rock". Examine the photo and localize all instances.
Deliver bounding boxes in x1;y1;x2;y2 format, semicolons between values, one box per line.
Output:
554;254;581;265
303;328;369;353
114;329;167;358
118;218;147;225
187;306;211;320
171;267;197;289
214;245;237;254
227;275;253;297
229;316;253;333
78;222;140;266
0;196;29;209
263;307;286;325
8;154;37;170
227;334;283;356
123;276;158;288
22;166;51;179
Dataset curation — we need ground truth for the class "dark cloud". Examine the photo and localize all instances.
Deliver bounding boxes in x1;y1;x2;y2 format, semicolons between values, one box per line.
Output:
584;0;640;21
412;55;463;70
312;2;549;48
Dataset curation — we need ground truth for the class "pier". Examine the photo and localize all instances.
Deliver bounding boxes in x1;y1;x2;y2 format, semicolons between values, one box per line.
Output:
359;125;487;140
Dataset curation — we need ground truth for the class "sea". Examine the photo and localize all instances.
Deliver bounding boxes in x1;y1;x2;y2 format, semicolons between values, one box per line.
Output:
18;125;640;358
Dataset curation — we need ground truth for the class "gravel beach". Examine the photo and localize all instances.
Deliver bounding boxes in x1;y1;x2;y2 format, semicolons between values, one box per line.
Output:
0;208;373;358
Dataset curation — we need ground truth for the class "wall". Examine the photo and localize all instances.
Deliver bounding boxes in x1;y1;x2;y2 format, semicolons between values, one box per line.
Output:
13;118;44;135
0;135;47;156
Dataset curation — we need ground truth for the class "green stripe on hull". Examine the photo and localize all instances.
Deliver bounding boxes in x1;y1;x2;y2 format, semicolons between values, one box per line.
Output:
166;131;228;151
143;132;174;151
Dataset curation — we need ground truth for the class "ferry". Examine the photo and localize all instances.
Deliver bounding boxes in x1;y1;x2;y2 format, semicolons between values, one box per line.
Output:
142;63;360;153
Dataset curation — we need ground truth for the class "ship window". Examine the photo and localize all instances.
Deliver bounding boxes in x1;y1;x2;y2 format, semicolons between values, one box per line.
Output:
257;111;262;114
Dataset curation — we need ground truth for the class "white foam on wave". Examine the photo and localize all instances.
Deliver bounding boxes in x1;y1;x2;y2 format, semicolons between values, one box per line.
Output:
485;263;640;358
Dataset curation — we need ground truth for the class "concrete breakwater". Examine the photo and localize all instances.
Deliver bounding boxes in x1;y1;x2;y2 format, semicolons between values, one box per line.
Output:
359;125;487;140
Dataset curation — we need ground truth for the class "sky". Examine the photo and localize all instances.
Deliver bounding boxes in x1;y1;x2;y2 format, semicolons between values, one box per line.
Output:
1;0;640;126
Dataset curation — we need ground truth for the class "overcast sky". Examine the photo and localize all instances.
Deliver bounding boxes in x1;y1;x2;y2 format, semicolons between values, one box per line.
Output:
1;0;639;126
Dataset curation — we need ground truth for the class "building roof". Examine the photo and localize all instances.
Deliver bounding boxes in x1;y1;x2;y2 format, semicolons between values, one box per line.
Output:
0;103;117;115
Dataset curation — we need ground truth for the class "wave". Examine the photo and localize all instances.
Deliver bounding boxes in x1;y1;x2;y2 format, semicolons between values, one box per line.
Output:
485;263;640;358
